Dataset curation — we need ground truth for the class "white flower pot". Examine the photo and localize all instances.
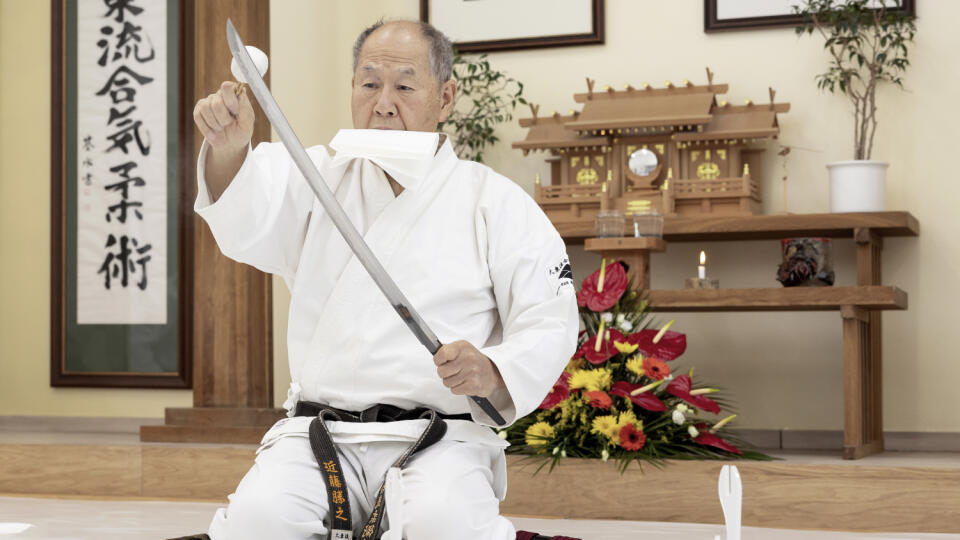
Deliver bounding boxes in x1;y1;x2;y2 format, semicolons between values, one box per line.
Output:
827;160;888;213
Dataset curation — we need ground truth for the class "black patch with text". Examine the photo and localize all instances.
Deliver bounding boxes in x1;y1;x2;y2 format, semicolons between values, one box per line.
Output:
546;255;574;295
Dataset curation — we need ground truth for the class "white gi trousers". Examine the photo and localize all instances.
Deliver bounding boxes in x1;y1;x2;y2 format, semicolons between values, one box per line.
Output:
208;421;515;540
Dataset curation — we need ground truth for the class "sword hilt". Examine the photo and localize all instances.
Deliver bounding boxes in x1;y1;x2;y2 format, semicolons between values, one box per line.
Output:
428;337;506;426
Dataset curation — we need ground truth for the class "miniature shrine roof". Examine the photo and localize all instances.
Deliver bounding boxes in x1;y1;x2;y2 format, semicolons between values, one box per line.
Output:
513;79;789;150
565;85;721;133
511;114;607;151
673;103;790;143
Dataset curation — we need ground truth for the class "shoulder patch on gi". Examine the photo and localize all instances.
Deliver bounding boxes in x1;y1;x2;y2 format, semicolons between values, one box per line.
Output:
546;255;574;295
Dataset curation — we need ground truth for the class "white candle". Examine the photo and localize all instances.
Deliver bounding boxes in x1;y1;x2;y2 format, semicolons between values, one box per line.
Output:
697;250;706;279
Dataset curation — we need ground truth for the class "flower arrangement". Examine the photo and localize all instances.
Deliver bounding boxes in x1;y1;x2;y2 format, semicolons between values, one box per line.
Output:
502;260;771;472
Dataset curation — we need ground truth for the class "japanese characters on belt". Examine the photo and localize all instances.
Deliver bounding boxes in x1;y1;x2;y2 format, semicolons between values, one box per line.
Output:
76;0;166;324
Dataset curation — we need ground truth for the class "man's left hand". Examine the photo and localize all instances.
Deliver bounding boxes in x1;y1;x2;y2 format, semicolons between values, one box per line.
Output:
433;341;505;398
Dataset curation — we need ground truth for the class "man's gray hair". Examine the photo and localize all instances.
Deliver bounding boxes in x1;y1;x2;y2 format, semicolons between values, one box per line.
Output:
352;19;454;87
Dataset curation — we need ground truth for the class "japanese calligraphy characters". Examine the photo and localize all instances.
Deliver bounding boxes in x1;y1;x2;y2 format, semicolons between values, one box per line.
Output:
76;0;167;324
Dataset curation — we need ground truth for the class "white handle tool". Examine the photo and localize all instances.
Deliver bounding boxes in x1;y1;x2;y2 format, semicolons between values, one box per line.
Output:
718;464;742;540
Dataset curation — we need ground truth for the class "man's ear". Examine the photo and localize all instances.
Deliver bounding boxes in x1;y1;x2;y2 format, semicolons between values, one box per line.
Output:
437;79;457;123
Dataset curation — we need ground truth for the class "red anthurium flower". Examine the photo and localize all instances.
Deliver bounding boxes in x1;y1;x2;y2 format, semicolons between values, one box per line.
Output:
609;381;667;412
619;424;646;451
583;390;613;409
538;384;569;410
642;356;671;380
577;261;629;312
665;375;721;414
692;423;742;454
583;328;625;365
538;372;571;410
626;329;687;361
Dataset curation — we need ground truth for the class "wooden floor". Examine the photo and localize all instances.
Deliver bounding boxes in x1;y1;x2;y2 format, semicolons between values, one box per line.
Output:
4;496;959;540
1;431;959;534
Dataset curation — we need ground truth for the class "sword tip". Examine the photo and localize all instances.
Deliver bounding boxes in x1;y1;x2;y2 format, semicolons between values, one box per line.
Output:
225;18;243;57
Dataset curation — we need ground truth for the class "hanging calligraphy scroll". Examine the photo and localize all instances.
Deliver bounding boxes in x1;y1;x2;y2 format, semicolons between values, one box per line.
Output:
52;0;192;387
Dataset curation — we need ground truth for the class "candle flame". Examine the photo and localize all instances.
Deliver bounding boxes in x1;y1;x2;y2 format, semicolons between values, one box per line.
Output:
699;250;706;265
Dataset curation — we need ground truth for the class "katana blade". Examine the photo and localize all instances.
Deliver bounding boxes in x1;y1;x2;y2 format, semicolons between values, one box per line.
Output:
225;19;505;426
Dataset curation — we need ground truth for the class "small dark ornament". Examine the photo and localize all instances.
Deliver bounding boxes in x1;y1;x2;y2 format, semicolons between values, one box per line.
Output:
776;237;835;287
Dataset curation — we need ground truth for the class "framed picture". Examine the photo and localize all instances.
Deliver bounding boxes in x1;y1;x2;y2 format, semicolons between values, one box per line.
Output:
704;0;916;32
421;0;604;53
50;0;194;388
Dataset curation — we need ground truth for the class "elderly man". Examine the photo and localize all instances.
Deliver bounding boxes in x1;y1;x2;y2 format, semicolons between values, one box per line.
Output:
191;19;577;540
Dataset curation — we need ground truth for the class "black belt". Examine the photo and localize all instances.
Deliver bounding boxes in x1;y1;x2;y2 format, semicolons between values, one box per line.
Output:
294;401;472;423
295;401;472;540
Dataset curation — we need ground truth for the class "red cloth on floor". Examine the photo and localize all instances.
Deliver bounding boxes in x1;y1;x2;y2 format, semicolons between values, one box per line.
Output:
516;531;581;540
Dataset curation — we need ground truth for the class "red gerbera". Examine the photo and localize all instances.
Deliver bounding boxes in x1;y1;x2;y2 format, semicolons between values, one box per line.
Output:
642;356;671;380
665;375;721;414
609;381;667;412
692;423;742;454
626;329;687;361
577;261;628;312
583;390;613;409
619;423;646;451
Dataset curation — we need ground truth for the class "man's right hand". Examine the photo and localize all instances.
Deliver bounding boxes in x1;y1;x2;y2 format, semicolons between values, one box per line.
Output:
194;81;255;201
194;81;254;150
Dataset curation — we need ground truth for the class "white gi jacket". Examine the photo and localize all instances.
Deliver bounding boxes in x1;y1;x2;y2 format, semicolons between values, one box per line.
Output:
194;130;578;457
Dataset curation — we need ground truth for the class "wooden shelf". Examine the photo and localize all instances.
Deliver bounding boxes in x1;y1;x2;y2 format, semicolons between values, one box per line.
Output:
559;211;919;243
584;236;667;252
647;286;907;312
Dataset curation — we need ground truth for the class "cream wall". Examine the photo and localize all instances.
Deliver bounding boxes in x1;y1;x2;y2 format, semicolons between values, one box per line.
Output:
2;0;957;429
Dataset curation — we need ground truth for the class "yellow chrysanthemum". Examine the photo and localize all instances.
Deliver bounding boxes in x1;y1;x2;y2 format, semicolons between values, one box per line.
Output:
594;368;613;392
618;409;639;428
570;368;615;393
613;340;639;354
568;369;594;391
524;421;555;446
626;355;645;377
591;415;618;441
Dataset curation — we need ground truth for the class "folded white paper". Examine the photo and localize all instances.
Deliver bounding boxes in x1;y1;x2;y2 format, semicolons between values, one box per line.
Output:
329;129;440;189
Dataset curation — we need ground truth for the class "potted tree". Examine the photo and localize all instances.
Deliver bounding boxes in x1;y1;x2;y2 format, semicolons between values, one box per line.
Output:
793;0;916;212
441;54;526;163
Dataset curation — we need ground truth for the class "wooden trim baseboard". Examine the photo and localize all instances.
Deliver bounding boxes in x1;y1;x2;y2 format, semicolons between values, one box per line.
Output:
0;416;162;434
730;428;960;452
3;418;960;452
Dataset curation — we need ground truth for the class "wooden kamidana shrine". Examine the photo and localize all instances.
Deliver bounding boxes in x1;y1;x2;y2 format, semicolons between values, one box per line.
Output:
513;69;790;228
